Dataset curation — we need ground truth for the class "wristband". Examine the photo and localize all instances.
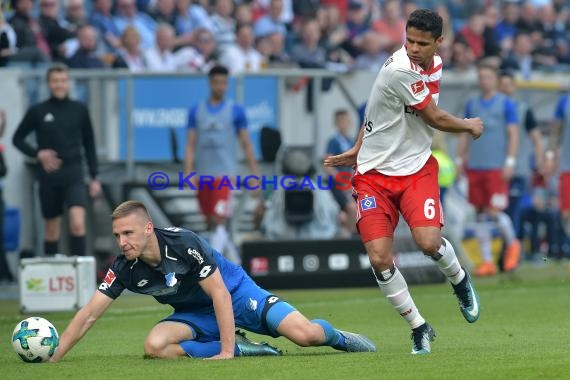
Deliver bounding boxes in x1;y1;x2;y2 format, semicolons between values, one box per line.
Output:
505;156;516;167
545;150;555;160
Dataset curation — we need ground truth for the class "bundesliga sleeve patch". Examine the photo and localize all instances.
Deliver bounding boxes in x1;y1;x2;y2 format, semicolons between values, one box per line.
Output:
103;269;116;287
360;196;377;211
411;80;425;95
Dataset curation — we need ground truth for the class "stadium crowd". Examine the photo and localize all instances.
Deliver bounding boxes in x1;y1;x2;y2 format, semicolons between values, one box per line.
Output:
0;0;569;74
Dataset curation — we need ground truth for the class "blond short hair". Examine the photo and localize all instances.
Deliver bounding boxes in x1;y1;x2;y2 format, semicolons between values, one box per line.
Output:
111;200;151;222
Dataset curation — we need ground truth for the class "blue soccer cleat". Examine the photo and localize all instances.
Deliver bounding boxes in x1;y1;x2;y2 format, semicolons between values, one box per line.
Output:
452;269;481;323
337;330;377;352
410;323;436;355
235;330;282;357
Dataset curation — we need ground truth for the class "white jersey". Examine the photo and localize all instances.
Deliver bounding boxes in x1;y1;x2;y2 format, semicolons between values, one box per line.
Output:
357;46;442;176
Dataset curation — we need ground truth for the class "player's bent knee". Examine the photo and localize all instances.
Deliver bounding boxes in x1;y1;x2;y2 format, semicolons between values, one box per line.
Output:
144;336;168;358
417;239;440;256
368;253;392;271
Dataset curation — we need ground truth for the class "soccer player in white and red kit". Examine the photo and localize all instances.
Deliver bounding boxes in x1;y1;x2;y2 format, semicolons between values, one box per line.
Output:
325;9;484;355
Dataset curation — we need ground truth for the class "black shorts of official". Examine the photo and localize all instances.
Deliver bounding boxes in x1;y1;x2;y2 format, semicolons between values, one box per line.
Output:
39;178;88;219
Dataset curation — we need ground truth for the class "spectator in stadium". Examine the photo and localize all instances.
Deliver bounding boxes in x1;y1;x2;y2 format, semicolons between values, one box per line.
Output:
458;10;486;61
325;9;482;355
351;30;389;72
317;4;349;55
501;31;535;79
539;3;568;53
8;0;51;63
183;65;260;264
499;70;544;240
149;0;177;27
114;0;158;50
371;0;405;54
38;0;76;62
343;0;373;58
0;108;15;284
258;0;294;24
545;89;570;246
516;1;542;36
50;200;376;362
482;4;501;59
323;109;357;237
495;0;521;53
254;0;287;39
290;19;326;68
261;30;292;66
0;8;17;67
89;0;122;54
144;23;178;72
64;0;88;33
210;0;237;49
112;26;147;71
234;2;254;26
219;23;265;73
174;0;214;48
66;25;105;69
457;62;521;277
12;63;101;257
173;27;218;72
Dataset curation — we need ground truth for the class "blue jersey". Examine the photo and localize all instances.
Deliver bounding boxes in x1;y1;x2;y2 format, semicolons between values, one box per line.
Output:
98;227;246;312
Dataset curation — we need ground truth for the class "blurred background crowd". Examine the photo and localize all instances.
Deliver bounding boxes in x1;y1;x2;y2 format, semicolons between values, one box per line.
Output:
1;0;570;75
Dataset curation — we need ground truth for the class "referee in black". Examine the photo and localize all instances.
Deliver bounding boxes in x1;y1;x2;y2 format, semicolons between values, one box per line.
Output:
12;63;101;256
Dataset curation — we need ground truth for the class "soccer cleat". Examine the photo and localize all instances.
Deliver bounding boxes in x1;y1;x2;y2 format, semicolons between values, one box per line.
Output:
235;330;282;357
503;239;521;272
410;323;436;355
452;269;481;323
474;262;497;277
337;330;377;352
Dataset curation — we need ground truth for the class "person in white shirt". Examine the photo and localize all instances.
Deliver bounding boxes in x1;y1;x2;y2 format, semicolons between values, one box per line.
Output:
325;9;483;355
113;26;146;72
219;23;265;74
144;23;178;72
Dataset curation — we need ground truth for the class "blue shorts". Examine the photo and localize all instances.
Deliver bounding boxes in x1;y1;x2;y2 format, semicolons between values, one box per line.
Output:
161;277;296;342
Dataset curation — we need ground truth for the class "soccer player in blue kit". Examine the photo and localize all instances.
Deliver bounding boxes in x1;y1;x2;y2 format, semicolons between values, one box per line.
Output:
50;201;376;362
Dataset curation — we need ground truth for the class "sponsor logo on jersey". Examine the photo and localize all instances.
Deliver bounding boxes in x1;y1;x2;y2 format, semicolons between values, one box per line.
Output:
199;265;212;278
137;279;148;287
360;196;377;211
165;272;178;287
411;80;425;95
267;296;280;304
247;298;258;311
43;113;54;122
187;248;204;264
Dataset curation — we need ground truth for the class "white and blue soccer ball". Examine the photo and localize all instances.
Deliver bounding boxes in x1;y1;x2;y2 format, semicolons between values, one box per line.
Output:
12;317;59;363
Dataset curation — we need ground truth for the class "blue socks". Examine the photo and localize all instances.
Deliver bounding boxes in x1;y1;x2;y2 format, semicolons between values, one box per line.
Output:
311;319;346;349
179;340;239;358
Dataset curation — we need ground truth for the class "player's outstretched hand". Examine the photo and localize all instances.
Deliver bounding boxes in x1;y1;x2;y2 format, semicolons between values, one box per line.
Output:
206;352;234;360
324;149;357;168
466;117;484;140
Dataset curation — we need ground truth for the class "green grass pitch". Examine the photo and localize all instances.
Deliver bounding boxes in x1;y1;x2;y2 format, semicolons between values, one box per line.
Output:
1;263;569;380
